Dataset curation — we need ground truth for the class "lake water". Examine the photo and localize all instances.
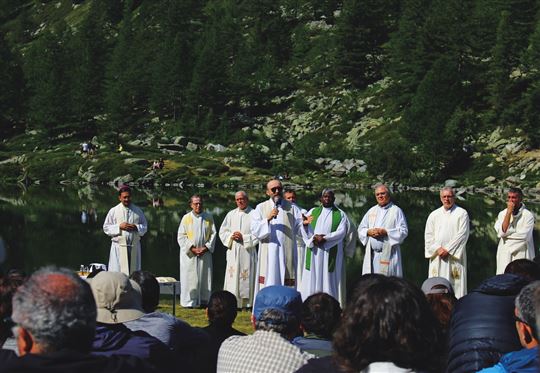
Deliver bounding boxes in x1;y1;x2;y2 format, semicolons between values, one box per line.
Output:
0;184;538;292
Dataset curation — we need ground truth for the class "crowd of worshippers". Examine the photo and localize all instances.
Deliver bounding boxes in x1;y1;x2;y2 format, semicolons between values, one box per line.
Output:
2;261;540;372
109;178;532;310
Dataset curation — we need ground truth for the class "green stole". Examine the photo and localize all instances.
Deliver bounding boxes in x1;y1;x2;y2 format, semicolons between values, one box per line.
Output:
306;206;342;272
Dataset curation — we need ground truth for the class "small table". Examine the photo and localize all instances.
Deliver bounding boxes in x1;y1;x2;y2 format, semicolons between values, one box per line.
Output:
158;280;180;315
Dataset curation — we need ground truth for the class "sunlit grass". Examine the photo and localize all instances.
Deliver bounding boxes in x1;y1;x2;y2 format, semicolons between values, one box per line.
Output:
158;296;253;334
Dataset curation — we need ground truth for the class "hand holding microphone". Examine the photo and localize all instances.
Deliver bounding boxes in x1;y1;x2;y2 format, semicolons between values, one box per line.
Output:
267;196;281;221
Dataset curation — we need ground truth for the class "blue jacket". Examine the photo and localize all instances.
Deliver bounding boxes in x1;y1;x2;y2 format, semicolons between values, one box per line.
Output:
447;274;530;373
478;346;539;373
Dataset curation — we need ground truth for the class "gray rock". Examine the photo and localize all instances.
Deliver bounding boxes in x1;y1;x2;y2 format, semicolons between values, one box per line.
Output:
444;179;458;187
157;143;183;151
124;158;149;166
484;176;496;183
206;143;226;152
186;142;198;151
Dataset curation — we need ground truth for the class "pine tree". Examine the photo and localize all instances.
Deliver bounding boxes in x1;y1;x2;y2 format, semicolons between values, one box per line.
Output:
334;0;399;88
0;31;23;134
401;55;465;175
104;0;137;138
24;21;73;135
68;1;109;133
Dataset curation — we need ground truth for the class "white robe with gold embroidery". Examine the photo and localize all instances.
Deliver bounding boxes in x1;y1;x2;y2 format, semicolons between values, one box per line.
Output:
219;207;259;308
425;205;469;298
177;211;216;307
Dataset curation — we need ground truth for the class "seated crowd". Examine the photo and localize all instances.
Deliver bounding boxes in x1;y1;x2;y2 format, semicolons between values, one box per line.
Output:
1;260;540;372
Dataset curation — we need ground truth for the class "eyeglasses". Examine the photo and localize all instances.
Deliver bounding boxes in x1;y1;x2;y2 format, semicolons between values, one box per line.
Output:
270;187;282;193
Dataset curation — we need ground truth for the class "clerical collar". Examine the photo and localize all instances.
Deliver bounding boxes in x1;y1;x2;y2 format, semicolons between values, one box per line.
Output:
378;202;393;209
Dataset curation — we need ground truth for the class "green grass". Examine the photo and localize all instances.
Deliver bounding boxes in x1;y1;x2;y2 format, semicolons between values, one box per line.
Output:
158;296;254;335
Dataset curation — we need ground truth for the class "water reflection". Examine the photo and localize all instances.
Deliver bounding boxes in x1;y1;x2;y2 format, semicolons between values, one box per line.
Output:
0;185;538;292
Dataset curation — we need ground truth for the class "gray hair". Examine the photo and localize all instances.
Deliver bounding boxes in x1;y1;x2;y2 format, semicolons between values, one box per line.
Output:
11;266;97;353
374;183;390;194
440;186;455;196
235;191;248;199
516;281;540;333
255;308;298;338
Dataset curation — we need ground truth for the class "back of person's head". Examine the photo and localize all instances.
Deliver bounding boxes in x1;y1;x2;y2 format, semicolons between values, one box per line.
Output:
515;281;540;341
207;290;238;327
253;286;302;339
421;277;457;331
504;259;540;281
301;293;341;340
89;271;144;324
130;270;160;313
11;266;97;353
334;276;442;373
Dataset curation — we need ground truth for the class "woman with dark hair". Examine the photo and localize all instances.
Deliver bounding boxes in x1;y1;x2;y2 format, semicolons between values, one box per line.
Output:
296;275;443;373
333;276;443;372
421;277;457;339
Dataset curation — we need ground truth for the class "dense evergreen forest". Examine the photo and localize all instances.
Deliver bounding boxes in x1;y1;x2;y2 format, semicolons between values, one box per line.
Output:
0;0;539;186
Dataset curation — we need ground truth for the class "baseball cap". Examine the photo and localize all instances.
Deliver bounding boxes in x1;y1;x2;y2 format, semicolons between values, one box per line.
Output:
253;286;302;321
421;277;454;295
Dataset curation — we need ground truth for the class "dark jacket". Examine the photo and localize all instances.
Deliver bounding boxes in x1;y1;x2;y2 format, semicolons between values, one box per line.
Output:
447;274;530;373
292;334;333;357
92;323;173;372
0;349;158;373
200;323;245;373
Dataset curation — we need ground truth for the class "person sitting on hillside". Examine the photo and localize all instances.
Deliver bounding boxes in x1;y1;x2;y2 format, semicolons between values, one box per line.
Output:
201;290;246;373
478;280;540;372
217;286;313;373
292;292;341;357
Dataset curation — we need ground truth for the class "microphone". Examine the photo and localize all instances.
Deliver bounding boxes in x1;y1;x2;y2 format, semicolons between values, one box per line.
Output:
272;196;281;219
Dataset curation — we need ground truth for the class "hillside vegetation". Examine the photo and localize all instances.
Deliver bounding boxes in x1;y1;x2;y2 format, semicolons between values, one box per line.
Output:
0;0;539;188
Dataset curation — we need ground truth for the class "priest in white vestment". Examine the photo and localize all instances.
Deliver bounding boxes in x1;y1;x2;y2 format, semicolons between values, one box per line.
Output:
424;187;470;298
177;195;217;307
284;189;308;289
300;189;350;307
103;186;148;275
494;187;535;274
358;184;408;277
250;179;308;301
219;191;259;308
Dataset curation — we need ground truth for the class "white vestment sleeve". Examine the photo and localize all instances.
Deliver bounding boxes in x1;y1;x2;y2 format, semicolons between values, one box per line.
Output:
321;212;347;249
103;208;121;237
424;212;439;258
242;212;259;249
177;215;195;258
219;213;234;249
135;209;148;237
386;208;408;246
344;216;358;258
445;210;469;260
358;210;370;246
205;218;217;253
250;206;270;240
